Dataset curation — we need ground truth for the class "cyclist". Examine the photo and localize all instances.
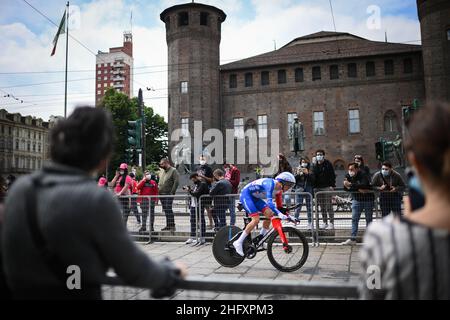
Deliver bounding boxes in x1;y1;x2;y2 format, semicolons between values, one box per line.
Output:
233;172;296;256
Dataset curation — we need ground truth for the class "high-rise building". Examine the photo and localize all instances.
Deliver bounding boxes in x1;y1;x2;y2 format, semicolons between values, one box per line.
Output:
95;32;133;106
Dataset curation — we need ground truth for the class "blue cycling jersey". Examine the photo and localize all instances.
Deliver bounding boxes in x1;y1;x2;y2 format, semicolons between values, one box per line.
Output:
240;178;282;215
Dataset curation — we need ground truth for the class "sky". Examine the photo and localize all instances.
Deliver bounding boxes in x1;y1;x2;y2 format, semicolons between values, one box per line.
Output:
0;0;421;122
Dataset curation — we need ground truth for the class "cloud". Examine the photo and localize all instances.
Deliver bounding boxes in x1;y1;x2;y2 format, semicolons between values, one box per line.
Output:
0;0;421;122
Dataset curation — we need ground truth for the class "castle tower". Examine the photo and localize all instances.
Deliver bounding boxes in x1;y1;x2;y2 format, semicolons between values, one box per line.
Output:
417;0;450;102
160;3;226;162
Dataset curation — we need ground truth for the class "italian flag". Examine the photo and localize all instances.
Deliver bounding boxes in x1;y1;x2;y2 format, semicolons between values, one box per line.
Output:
50;10;66;56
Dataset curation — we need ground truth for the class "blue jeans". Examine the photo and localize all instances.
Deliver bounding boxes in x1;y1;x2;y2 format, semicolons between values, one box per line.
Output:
190;205;206;238
351;200;374;240
295;186;313;223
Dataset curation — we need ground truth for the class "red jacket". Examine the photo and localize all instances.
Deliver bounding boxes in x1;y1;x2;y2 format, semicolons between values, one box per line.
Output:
225;166;240;194
137;179;159;203
131;179;138;194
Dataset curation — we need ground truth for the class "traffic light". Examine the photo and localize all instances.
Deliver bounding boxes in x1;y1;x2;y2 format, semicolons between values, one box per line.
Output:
127;119;142;149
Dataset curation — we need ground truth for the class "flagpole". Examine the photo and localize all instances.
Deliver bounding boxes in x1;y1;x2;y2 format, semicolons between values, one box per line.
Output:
64;1;69;118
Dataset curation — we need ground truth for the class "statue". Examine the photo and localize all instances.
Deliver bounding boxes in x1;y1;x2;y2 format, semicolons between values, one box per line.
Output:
392;135;404;168
289;118;305;156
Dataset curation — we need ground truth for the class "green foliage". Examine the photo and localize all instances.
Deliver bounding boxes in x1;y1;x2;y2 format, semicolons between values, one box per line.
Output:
98;89;168;179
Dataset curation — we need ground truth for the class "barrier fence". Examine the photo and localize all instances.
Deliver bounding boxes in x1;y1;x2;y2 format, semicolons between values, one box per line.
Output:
117;189;406;245
101;276;359;300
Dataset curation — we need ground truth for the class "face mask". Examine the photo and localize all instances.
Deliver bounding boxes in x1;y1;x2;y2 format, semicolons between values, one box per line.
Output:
199;160;206;165
301;163;308;168
146;175;152;180
316;155;324;162
348;171;356;177
381;169;390;177
120;171;125;175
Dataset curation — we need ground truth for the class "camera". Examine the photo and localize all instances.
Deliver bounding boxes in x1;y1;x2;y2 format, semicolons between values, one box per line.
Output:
182;185;191;191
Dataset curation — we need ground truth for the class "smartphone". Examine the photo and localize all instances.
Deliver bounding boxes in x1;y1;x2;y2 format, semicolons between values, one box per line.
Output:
405;167;425;212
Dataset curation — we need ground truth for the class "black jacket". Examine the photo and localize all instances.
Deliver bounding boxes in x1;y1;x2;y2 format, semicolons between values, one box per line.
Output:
312;160;336;189
189;180;210;207
294;165;315;190
344;171;375;202
210;179;232;208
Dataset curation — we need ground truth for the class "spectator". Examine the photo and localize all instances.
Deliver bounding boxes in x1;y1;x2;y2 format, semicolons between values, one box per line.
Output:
371;161;406;217
158;158;179;231
354;155;371;177
312;149;336;230
342;163;374;245
196;155;214;229
185;173;209;246
273;153;293;177
0;175;10;299
5;175;16;193
97;175;108;189
136;171;159;234
360;102;450;300
110;163;133;224
1;107;186;299
294;158;315;229
223;163;240;226
128;172;141;226
210;169;232;231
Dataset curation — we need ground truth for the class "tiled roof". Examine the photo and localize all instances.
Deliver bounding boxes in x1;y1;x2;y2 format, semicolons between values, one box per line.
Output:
221;31;421;71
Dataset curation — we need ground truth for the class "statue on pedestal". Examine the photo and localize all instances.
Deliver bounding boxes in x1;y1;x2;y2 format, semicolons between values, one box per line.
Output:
289;118;305;156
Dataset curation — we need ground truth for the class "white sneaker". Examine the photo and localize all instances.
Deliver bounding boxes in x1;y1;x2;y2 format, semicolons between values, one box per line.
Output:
326;223;335;230
341;239;356;246
192;238;206;246
185;238;195;245
319;223;328;229
233;241;245;257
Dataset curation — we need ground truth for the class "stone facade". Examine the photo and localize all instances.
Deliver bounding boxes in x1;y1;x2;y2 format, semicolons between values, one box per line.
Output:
417;0;450;103
0;109;57;176
161;3;441;171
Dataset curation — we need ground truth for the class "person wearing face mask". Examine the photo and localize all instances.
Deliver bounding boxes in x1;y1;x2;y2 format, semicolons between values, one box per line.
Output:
210;169;232;231
294;158;315;229
158;158;179;231
342;163;374;245
360;102;450;300
196;155;214;229
354;155;371;178
223;163;240;226
137;171;159;234
185;173;209;246
311;150;336;230
371;161;405;217
109;163;133;224
1;107;187;299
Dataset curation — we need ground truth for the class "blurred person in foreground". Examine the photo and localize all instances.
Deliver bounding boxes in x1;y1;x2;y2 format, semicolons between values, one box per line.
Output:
1;107;186;300
360;102;450;300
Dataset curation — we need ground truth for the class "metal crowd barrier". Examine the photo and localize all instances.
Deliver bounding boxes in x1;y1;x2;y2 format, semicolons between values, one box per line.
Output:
101;276;359;300
313;190;406;243
119;190;406;245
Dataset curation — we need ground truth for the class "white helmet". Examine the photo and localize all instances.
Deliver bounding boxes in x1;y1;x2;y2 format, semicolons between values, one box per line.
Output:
275;172;296;186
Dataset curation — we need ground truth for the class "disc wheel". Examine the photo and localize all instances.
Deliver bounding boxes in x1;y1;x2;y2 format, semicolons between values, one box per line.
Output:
267;227;309;272
212;226;246;268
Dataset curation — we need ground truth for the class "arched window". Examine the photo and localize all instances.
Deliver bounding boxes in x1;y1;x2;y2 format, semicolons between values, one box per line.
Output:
384;110;398;132
334;160;346;171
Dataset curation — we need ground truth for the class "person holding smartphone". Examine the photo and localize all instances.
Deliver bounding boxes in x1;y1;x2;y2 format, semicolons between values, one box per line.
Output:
360;102;450;300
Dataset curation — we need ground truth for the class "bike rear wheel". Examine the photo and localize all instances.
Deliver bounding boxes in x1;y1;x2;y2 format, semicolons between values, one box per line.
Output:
267;227;309;272
212;226;246;268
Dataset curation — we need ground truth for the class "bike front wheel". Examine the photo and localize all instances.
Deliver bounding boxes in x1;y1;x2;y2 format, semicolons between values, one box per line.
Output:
267;227;309;272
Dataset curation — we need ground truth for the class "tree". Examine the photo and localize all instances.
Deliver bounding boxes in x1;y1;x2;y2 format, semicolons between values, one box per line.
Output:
99;88;168;179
